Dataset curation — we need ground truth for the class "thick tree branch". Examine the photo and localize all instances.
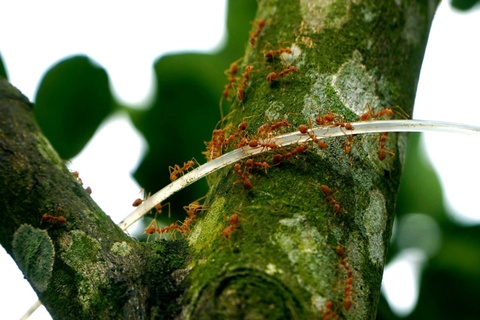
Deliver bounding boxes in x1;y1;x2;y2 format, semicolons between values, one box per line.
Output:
180;1;439;319
0;79;186;319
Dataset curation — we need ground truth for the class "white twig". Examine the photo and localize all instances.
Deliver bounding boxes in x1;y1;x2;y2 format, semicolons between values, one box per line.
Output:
118;119;480;231
19;299;42;320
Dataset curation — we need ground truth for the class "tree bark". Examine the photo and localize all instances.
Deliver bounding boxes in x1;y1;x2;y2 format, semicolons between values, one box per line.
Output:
0;0;438;319
182;0;438;319
0;78;187;319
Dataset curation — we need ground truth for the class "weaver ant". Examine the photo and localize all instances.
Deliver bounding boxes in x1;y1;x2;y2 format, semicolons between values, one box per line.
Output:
319;184;341;214
222;212;242;239
41;208;67;225
359;105;397;121
42;213;67;224
249;19;266;46
272;144;308;165
204;128;226;161
377;132;394;161
223;119;249;148
233;162;253;189
264;46;292;61
266;65;298;83
222;61;240;100
237;65;254;102
245;157;270;173
323;300;338;320
315;110;336;126
301;120;328;150
335;245;355;311
169;158;198;181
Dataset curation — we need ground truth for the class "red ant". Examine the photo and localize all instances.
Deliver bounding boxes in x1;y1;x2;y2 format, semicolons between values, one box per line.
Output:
155;223;183;238
237;65;253;102
42;213;67;224
169;159;198;181
222;212;242;239
71;170;84;185
335;245;355;311
300;120;328;150
179;199;206;235
315;109;336;126
42;207;67;225
132;190;151;207
264;47;292;61
256;118;291;139
378;132;394;161
344;135;354;154
360;106;395;121
270;119;291;132
249;19;266;46
272;144;308;165
319;184;341;214
266;65;298;82
222;61;239;100
245;158;270;173
204;128;226;161
132;198;144;207
223;120;249;148
233;162;253;189
323;300;338;320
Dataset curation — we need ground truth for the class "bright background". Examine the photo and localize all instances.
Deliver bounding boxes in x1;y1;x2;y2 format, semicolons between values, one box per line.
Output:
0;1;479;318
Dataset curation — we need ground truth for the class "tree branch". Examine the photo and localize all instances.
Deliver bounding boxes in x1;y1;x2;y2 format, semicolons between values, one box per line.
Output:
0;79;186;319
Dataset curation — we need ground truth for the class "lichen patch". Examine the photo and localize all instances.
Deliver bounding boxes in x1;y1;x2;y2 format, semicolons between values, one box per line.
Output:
275;214;334;298
332;52;380;116
299;0;351;32
362;190;387;266
111;241;132;257
12;224;54;292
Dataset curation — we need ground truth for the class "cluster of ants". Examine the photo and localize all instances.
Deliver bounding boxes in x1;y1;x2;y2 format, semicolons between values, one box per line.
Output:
133;191;244;242
72;170;92;195
222;18;298;106
134;196;202;240
202;106;398;199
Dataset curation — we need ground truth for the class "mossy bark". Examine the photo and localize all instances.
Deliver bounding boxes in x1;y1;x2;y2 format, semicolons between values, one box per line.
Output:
182;0;438;319
0;79;188;319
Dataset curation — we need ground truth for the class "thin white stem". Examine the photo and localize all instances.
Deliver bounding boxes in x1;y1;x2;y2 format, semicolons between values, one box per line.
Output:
118;119;480;231
19;299;42;320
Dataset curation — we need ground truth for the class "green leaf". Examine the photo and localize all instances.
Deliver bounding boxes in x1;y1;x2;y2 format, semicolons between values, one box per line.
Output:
0;53;8;79
450;0;480;11
34;55;113;159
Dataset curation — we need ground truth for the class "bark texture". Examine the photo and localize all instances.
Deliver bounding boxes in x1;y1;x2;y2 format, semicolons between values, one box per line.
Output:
182;0;438;319
0;79;188;319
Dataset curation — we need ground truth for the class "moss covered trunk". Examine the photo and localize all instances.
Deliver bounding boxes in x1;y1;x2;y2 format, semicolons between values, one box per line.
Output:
182;0;438;319
0;79;188;318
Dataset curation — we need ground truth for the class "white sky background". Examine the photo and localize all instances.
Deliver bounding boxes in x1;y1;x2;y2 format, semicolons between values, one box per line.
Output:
0;1;479;318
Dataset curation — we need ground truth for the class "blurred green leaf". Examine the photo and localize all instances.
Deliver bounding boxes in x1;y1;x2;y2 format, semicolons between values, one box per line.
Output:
395;133;445;220
0;53;7;79
127;0;258;218
34;55;113;159
451;0;480;10
408;226;480;319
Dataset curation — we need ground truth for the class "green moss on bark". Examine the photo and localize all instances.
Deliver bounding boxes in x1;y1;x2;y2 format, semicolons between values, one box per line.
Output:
182;0;437;318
